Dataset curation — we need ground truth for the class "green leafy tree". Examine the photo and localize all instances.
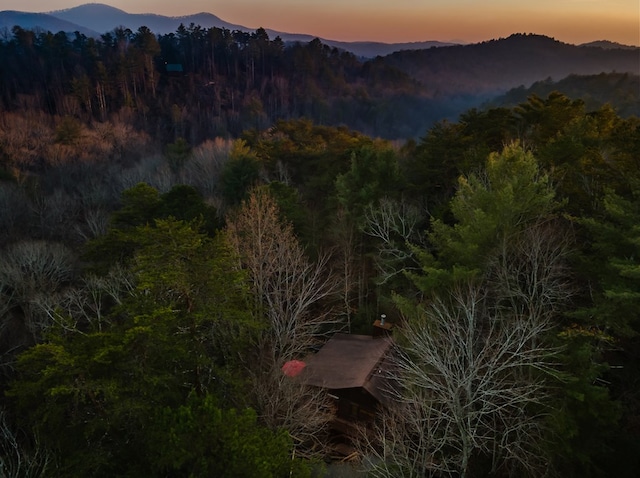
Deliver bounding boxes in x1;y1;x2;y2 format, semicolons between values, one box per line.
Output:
158;184;221;234
165;137;192;175
515;92;585;146
577;188;640;338
333;143;404;327
252;119;373;204
563;184;640;476
416;143;558;294
8;218;259;476
220;139;261;205
132;26;160;98
535;103;632;215
84;183;219;272
111;182;161;228
54;116;83;145
265;180;310;239
335;144;403;224
403;108;514;214
374;144;573;477
151;394;311;477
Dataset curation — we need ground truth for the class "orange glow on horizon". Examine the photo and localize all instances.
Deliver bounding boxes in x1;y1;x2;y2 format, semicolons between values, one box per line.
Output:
215;3;639;46
3;1;639;46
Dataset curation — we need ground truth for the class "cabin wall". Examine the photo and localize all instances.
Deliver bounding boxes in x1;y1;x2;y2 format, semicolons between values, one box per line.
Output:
334;388;378;422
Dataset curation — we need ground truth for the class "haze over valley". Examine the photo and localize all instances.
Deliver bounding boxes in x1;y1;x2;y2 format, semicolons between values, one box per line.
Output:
1;3;637;139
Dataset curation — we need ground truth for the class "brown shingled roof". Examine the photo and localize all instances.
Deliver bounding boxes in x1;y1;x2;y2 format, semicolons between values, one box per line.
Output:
303;333;395;404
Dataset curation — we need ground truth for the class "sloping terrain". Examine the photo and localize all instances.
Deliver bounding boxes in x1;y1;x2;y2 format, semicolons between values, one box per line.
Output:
2;3;454;58
384;33;639;97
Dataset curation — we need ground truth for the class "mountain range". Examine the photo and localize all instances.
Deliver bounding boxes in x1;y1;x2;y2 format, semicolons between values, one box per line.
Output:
0;3;637;139
384;33;639;98
0;3;454;58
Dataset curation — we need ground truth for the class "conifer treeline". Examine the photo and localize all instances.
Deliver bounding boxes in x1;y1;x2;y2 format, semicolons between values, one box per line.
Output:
0;24;427;140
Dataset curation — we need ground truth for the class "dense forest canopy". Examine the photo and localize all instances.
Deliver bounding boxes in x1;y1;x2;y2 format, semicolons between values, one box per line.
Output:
384;34;639;97
0;23;427;140
0;25;637;141
0;21;639;478
487;72;640;117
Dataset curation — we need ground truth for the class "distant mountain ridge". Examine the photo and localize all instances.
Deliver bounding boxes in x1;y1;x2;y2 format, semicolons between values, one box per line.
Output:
0;11;99;37
579;40;638;50
48;4;246;36
0;3;454;57
0;4;636;84
0;7;636;140
384;34;639;98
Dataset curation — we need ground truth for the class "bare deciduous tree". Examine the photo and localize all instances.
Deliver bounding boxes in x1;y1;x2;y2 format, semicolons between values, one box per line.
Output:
30;189;79;242
362;197;426;285
225;187;340;454
0;240;76;342
366;282;556;477
251;366;334;458
226;187;340;361
118;154;176;194
366;221;572;478
183;138;233;199
488;221;574;324
0;409;51;478
75;207;111;241
33;264;135;334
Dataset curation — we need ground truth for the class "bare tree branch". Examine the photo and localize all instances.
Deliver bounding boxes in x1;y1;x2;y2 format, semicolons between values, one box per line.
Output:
225;187;341;456
362;197;426;285
0;241;77;341
226;187;342;361
368;274;563;477
0;409;51;478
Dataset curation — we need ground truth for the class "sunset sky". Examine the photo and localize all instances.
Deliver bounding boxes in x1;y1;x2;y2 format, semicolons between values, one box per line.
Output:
4;0;639;46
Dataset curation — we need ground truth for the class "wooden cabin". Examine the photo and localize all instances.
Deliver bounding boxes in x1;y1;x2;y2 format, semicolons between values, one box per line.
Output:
302;332;396;437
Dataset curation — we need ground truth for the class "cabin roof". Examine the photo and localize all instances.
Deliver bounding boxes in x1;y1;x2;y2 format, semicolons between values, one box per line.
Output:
303;333;394;404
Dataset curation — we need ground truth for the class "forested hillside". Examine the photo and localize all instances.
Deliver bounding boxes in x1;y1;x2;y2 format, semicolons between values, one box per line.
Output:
384;33;639;97
0;22;639;478
0;24;427;140
0;26;637;140
1;81;639;475
487;72;640;117
0;3;455;58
